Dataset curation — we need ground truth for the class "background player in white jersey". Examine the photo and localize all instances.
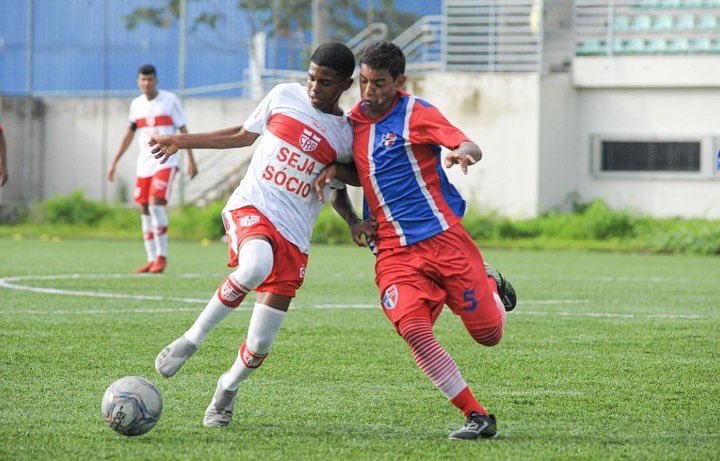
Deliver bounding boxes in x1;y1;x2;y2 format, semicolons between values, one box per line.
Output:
107;64;198;273
148;43;371;427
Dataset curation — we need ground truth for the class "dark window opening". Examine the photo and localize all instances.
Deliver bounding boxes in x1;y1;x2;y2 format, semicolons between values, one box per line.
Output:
601;141;700;172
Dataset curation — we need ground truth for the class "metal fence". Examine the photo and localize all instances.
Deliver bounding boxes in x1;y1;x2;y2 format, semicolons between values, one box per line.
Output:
0;0;258;98
1;0;548;101
444;0;542;72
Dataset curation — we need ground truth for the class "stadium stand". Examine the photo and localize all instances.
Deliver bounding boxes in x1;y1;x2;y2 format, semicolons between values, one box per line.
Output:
575;0;720;56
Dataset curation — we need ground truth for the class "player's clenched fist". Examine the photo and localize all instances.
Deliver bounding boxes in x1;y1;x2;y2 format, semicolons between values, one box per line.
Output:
149;135;180;164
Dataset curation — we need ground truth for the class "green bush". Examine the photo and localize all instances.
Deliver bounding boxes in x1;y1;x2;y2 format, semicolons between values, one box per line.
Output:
171;201;226;240
462;208;500;240
39;190;113;225
5;194;720;255
579;199;635;239
311;206;354;245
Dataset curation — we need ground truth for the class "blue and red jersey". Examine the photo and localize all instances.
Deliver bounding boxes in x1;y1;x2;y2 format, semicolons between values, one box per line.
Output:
349;91;471;250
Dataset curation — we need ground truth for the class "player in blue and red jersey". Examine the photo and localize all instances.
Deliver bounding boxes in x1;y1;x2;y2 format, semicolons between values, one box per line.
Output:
315;41;517;441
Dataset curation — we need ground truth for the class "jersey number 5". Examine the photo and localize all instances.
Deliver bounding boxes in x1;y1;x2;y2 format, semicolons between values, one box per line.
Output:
462;288;478;312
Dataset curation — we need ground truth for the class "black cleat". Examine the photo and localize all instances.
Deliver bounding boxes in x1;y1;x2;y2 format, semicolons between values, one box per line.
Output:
484;263;517;311
449;412;497;440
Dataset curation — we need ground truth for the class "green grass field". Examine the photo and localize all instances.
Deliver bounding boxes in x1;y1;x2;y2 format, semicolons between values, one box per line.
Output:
1;238;719;460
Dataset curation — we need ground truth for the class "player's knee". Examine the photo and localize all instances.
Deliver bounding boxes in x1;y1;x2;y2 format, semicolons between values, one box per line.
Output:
234;239;273;288
245;332;273;357
468;324;503;347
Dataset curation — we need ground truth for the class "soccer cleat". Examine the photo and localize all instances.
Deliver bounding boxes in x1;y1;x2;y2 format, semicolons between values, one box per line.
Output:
204;375;238;427
134;261;154;273
155;336;197;378
484;263;517;311
148;256;167;273
449;412;497;440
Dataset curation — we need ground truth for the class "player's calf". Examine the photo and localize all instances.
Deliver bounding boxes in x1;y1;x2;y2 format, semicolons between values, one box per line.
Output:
467;323;503;347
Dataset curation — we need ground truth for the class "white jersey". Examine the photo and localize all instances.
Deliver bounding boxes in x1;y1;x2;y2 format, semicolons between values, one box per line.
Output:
128;90;187;177
224;83;353;254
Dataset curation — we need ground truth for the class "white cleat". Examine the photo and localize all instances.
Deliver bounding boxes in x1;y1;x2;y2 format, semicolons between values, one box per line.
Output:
154;336;197;378
204;375;238;427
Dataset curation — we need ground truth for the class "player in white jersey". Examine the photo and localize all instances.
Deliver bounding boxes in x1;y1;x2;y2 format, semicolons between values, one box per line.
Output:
107;64;198;273
148;43;372;427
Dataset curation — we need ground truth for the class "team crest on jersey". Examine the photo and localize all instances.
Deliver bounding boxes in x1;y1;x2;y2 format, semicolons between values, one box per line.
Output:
381;132;397;147
240;215;260;227
300;128;322;152
145;115;156;127
382;284;398;310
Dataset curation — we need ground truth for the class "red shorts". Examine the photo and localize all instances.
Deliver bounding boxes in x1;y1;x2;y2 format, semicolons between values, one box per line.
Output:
222;206;308;298
375;224;502;330
134;167;177;205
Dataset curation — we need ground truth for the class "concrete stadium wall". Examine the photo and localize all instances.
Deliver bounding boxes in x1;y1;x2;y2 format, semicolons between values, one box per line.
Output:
4;66;720;219
0;96;259;208
576;87;720;218
538;73;579;214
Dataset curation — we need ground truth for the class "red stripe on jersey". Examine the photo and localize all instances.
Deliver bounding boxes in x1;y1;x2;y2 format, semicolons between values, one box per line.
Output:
135;115;174;128
267;113;336;165
352;122;403;248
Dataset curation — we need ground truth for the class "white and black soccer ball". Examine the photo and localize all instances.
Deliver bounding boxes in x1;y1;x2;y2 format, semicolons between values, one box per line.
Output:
101;376;163;436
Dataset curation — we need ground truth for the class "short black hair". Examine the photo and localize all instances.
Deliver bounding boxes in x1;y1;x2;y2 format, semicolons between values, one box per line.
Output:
137;64;156;77
310;42;356;79
360;41;405;79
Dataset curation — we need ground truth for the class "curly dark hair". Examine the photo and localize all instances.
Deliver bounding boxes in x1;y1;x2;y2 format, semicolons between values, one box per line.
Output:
310;42;356;79
360;41;405;79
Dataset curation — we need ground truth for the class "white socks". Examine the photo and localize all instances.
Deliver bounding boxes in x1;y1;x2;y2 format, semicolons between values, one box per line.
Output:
149;205;169;257
183;292;235;346
141;214;156;262
183;239;274;347
221;303;286;391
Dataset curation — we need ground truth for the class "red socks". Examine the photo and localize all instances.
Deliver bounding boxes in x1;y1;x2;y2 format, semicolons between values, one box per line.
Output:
450;386;488;417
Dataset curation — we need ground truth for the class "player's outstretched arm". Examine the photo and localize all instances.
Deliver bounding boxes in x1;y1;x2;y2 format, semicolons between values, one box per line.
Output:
150;126;260;164
314;163;361;202
178;126;198;179
0;131;8;186
329;188;376;247
443;141;483;174
108;128;135;182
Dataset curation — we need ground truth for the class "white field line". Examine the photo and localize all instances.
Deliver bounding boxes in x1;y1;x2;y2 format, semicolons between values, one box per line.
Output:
515;274;688;283
0;273;587;308
0;273;705;320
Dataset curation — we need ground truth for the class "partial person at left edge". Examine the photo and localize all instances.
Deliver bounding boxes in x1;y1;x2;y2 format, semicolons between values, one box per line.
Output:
0;123;9;186
107;64;198;273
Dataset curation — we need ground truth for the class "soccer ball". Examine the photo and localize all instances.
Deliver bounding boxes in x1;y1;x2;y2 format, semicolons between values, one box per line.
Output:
101;376;163;436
